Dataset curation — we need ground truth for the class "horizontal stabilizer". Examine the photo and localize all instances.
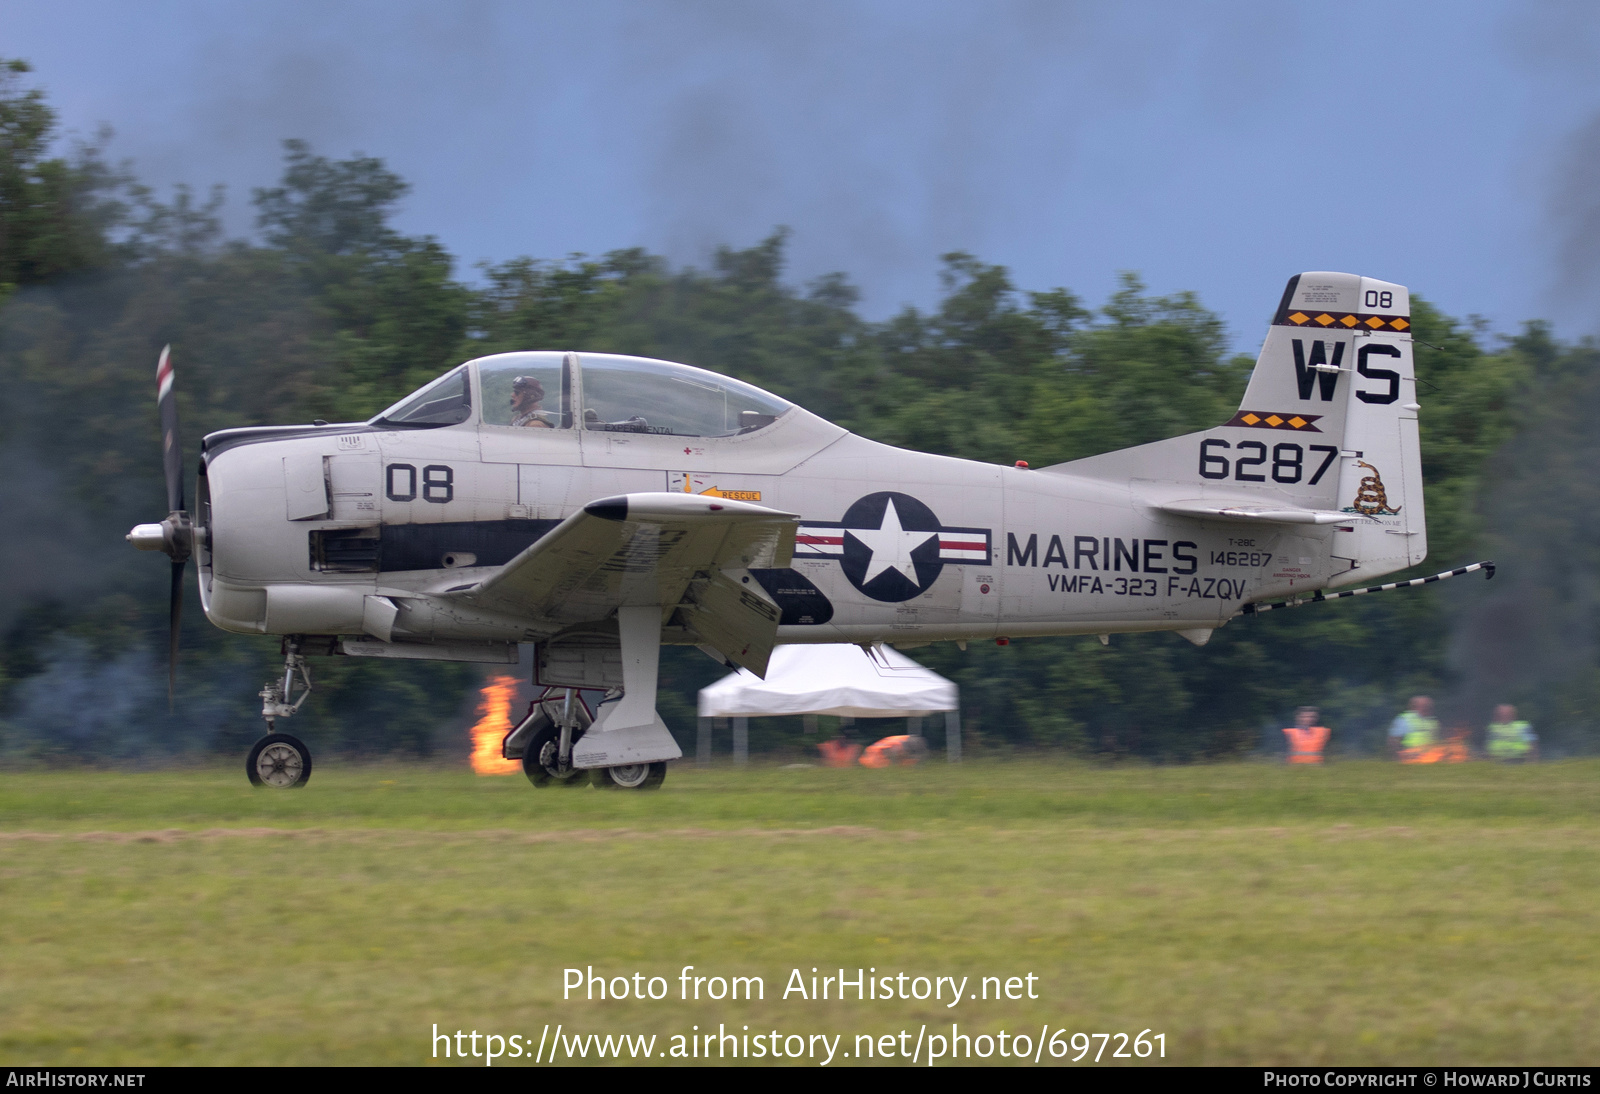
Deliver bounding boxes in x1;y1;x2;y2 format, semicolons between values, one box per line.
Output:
1155;498;1372;526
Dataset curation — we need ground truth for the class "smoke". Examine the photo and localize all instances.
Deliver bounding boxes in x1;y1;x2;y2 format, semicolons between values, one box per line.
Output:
1503;0;1600;330
1433;2;1600;752
3;637;166;760
609;0;1297;307
1552;113;1600;323
6;0;1300;318
1445;362;1600;754
0;447;144;635
0;630;281;762
1422;2;1600;751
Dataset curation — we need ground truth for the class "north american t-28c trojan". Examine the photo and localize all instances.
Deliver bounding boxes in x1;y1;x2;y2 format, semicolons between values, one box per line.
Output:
129;272;1491;789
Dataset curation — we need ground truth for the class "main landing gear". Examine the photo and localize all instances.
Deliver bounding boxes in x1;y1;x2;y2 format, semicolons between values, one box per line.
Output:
502;687;667;791
246;639;315;789
595;761;666;790
241;618;684;791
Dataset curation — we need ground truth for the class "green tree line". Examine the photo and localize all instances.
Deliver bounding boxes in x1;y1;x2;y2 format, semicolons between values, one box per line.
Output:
0;60;1580;762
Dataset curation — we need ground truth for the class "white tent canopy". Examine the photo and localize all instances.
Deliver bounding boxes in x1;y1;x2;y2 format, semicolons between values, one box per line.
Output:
698;643;958;719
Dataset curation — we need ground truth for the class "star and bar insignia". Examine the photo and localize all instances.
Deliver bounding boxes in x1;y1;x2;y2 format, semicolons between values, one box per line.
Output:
794;491;992;602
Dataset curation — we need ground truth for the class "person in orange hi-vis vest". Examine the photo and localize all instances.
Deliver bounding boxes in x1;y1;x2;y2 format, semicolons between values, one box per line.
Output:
817;732;862;768
1282;706;1331;764
859;735;928;768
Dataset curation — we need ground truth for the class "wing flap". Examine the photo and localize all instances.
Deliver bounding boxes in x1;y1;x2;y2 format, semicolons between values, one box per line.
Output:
675;569;783;676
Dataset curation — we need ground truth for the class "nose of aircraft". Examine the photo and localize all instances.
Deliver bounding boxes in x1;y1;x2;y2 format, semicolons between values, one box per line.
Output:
127;523;169;551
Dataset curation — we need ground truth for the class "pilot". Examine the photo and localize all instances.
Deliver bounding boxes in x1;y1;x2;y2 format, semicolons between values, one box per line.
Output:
509;376;552;428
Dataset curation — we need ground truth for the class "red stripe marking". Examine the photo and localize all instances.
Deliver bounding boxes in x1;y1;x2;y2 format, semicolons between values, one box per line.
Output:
939;538;987;550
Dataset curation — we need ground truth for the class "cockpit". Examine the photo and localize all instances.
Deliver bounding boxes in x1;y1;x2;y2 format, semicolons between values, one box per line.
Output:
371;352;794;437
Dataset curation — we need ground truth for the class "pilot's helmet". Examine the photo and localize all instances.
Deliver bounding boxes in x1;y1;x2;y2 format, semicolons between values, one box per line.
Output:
511;376;545;402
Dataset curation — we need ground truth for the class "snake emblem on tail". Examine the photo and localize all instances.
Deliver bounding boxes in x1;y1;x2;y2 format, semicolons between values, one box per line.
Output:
1346;460;1401;516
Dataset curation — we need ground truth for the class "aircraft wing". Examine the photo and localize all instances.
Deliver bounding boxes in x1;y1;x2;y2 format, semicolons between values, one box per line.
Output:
1154;498;1374;526
445;492;798;674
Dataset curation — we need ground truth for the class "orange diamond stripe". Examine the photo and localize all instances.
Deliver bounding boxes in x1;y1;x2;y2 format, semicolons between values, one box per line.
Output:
1280;308;1409;330
1288;416;1306;428
1241;413;1261;424
1265;415;1284;426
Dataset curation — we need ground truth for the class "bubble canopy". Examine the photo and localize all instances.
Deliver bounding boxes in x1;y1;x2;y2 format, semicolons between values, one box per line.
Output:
372;352;794;437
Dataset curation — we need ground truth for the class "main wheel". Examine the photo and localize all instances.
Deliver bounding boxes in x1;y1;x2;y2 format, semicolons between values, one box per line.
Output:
595;762;667;791
247;733;313;789
522;721;590;788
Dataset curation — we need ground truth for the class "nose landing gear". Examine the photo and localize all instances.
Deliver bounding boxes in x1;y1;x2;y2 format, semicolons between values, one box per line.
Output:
246;638;315;789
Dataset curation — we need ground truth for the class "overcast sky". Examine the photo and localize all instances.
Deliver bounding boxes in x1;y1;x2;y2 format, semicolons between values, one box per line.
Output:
7;0;1600;351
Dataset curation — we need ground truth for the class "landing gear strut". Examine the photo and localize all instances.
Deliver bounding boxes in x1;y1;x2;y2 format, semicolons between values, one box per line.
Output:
507;687;592;788
246;638;315;789
504;686;667;790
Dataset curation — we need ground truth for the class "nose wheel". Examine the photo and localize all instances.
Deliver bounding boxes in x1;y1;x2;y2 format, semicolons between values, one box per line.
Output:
247;732;313;789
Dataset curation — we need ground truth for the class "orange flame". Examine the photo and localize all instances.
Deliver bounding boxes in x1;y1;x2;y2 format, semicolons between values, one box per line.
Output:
469;675;522;775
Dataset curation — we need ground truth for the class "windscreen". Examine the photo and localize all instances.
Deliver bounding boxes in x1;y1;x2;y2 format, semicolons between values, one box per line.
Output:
370;368;471;428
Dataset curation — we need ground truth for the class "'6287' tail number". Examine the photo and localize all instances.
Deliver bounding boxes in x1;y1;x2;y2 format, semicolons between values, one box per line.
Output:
1199;440;1337;485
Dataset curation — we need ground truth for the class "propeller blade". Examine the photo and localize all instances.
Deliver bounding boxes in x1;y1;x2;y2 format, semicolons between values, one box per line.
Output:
169;558;185;712
157;345;184;515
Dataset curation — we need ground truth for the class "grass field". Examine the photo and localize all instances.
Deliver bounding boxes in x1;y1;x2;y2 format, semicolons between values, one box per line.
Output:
2;759;1598;1066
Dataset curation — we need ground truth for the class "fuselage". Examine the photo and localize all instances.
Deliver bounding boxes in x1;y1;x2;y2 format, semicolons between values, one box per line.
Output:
196;351;1340;650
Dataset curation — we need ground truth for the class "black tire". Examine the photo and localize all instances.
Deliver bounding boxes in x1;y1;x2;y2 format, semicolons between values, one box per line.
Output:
594;762;667;791
522;720;589;788
247;733;312;789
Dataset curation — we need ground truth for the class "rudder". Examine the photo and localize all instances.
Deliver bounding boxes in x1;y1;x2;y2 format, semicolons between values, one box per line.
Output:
1254;273;1425;585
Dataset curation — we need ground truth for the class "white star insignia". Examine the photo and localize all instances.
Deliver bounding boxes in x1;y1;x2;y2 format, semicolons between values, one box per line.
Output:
848;499;937;585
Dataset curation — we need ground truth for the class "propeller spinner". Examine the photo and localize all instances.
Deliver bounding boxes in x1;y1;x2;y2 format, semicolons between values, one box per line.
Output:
127;345;195;710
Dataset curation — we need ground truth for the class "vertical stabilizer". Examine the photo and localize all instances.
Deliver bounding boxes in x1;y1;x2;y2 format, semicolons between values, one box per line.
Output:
1257;273;1426;585
1051;271;1427;588
1273;273;1427;582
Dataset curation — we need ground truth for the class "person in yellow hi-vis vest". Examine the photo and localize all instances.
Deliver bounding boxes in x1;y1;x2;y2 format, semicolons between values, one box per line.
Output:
1389;695;1440;763
1486;704;1538;763
1282;706;1331;764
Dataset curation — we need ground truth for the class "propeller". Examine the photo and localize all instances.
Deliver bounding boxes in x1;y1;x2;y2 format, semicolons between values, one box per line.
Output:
127;345;195;711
